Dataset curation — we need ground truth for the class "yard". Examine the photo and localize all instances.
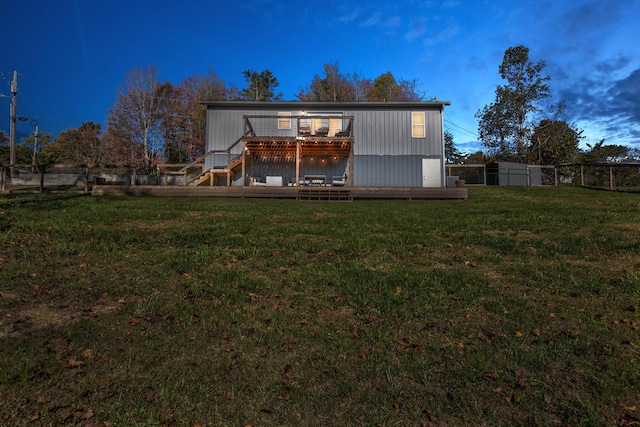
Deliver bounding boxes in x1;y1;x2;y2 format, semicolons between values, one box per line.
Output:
0;187;638;426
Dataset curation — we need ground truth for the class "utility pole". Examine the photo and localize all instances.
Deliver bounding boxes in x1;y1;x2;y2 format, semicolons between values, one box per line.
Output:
31;120;39;174
9;71;18;177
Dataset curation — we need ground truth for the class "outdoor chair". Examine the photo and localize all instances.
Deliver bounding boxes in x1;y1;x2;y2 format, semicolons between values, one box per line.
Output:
335;120;352;137
298;124;311;136
251;176;267;186
332;174;347;186
315;127;329;137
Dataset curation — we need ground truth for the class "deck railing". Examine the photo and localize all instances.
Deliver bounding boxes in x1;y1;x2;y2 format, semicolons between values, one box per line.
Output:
242;115;354;139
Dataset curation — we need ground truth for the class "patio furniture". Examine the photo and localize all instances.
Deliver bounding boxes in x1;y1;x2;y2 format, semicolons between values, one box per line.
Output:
304;174;326;186
332;174;347;186
335;120;352;137
299;124;311;136
266;176;283;186
315;127;329;137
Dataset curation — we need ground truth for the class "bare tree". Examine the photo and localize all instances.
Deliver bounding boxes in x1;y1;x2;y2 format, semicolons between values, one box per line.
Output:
107;65;166;166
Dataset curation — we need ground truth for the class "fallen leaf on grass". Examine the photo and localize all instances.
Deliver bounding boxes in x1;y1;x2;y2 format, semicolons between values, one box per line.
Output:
61;408;94;423
483;370;499;381
477;331;491;343
514;331;523;338
533;328;541;336
27;412;39;422
32;285;52;297
36;395;51;404
66;357;84;368
464;261;477;268
619;413;640;426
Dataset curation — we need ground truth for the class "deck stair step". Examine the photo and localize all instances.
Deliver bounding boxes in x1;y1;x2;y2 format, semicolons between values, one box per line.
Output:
297;187;352;201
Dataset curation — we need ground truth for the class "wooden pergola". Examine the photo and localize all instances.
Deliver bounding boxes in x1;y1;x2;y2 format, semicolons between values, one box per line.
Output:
235;115;355;187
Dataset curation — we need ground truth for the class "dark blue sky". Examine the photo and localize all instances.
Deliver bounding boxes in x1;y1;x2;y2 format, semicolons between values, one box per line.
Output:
1;0;639;153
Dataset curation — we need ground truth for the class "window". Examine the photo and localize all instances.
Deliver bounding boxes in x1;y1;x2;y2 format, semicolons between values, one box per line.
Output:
411;112;425;138
278;112;291;129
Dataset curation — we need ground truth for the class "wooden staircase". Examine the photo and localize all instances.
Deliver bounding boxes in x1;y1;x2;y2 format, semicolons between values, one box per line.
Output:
188;154;244;186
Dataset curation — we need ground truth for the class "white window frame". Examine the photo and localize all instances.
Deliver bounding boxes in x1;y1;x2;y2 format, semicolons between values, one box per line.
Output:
411;112;425;138
278;112;291;130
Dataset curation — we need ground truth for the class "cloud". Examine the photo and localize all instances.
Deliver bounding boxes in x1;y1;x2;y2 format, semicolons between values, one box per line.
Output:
593;54;633;75
422;23;460;46
605;68;640;124
404;19;427;42
360;12;382;27
383;16;401;30
338;10;360;24
559;0;625;39
560;65;640;146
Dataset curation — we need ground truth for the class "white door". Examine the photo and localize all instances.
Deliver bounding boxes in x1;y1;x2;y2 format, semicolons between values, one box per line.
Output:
422;158;442;187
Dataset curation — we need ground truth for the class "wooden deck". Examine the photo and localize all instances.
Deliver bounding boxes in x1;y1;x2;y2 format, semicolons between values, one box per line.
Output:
92;185;467;200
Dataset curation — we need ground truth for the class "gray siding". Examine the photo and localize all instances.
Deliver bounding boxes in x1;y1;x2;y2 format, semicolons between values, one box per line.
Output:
354;155;441;187
208;106;444;157
207;110;244;151
348;109;444;156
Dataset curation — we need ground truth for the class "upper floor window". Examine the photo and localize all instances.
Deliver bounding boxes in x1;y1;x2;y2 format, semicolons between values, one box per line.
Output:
278;112;291;129
411;112;425;138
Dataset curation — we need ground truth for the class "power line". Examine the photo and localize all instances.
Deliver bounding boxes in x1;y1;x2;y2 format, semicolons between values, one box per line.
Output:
445;124;475;138
444;111;479;139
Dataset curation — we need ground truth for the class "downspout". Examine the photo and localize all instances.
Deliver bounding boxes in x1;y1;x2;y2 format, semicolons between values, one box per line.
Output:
440;104;446;188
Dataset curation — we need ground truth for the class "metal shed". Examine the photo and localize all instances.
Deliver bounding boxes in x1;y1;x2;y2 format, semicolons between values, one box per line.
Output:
487;162;543;186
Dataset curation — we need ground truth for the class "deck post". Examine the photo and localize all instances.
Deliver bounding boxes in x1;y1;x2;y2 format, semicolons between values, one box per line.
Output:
241;144;246;187
347;140;354;186
296;140;301;187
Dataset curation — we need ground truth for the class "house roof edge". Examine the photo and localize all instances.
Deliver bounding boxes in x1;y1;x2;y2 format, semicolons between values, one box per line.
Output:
200;100;452;109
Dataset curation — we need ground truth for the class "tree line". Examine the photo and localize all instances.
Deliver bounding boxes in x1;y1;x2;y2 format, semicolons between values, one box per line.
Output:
1;51;637;170
0;63;430;170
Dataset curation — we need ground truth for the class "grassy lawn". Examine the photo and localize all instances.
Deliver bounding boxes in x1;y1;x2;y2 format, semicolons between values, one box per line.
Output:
0;187;638;426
